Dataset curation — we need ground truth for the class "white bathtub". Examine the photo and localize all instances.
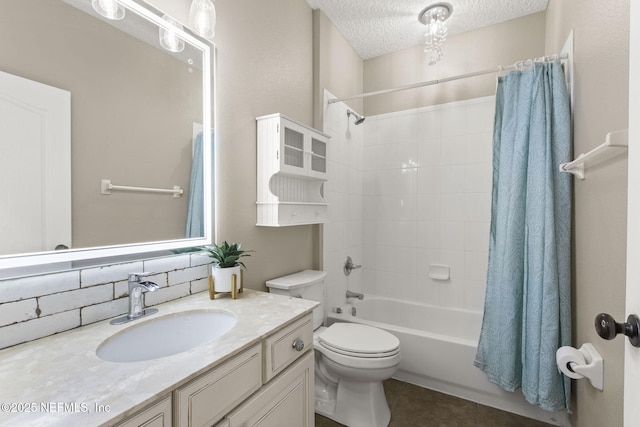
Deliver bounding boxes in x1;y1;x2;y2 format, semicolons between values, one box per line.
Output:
327;296;569;426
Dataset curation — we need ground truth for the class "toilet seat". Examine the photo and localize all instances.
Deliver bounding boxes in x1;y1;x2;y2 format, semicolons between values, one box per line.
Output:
317;323;400;358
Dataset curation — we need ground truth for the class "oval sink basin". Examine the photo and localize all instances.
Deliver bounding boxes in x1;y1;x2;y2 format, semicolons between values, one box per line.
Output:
97;310;237;363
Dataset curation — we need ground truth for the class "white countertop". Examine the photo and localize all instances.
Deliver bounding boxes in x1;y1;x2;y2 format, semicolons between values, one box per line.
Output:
0;290;317;427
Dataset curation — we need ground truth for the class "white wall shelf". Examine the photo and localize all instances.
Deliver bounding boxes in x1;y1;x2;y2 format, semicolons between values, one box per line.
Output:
256;114;330;226
560;129;628;180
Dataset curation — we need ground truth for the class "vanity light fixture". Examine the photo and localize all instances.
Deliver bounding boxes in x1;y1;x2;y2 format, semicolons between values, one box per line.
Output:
189;0;216;39
159;15;186;53
418;3;452;65
91;0;125;20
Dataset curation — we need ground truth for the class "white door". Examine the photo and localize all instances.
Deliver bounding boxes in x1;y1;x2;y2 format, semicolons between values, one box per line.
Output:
0;71;71;255
625;3;640;426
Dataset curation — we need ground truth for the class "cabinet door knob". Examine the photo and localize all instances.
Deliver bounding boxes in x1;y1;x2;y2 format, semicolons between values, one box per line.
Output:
292;338;305;352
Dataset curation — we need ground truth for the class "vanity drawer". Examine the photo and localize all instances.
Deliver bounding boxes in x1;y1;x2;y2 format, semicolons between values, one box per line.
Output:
115;394;172;427
174;344;262;427
263;313;313;382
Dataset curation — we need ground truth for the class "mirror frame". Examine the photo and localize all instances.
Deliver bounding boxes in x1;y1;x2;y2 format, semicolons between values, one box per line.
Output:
0;0;214;271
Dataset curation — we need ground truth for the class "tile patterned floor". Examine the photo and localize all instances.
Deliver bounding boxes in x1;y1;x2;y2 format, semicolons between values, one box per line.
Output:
315;379;554;427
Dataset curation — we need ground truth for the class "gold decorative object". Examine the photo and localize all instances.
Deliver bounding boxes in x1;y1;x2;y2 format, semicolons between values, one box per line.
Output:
209;269;244;300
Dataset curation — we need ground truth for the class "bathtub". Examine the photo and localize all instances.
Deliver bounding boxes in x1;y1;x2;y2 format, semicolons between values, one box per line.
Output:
327;296;569;427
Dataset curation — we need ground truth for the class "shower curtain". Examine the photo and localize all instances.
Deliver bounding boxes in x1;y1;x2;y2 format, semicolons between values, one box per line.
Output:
186;130;213;238
473;61;572;411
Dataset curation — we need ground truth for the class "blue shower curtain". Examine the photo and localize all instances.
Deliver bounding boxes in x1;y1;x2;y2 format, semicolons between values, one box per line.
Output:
473;62;572;411
186;130;213;238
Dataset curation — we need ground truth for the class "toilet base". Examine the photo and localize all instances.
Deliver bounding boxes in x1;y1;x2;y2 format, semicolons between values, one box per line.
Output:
315;378;391;427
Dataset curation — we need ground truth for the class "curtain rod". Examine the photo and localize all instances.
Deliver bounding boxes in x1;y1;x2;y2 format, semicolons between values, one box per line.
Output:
327;53;569;104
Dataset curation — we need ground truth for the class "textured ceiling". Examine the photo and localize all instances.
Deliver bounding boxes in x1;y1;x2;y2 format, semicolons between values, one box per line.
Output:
305;0;548;59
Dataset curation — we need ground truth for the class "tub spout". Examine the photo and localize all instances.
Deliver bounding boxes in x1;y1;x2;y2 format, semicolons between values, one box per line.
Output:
346;290;364;300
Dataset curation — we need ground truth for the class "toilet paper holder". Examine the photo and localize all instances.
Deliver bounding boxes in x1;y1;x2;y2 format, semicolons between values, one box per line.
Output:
556;343;604;391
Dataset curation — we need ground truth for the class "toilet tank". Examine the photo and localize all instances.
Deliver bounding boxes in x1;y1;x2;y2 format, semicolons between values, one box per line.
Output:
265;270;326;330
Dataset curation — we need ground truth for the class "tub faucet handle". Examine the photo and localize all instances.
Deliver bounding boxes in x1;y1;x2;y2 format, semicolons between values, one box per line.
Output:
343;256;362;276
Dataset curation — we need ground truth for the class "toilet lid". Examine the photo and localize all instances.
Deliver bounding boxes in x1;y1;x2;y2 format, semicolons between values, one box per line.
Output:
318;323;399;357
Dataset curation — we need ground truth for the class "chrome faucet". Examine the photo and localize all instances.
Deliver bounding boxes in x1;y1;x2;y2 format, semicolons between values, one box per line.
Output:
346;290;364;300
127;273;159;318
110;273;159;325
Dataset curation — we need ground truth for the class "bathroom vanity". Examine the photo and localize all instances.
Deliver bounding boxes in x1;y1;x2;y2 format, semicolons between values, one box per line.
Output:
0;290;316;427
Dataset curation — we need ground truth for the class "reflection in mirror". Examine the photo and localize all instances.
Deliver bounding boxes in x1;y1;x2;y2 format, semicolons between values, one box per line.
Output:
0;0;213;270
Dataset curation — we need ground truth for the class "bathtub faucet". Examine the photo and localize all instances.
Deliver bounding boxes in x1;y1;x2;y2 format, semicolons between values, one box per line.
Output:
346;290;364;300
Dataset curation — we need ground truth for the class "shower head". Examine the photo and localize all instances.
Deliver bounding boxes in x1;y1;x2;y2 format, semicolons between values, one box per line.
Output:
347;109;365;125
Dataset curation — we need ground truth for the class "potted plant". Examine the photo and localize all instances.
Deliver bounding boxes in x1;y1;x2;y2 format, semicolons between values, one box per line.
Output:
202;241;253;293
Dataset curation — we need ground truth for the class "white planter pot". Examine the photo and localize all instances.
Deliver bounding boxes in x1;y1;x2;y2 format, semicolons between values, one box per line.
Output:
212;265;241;292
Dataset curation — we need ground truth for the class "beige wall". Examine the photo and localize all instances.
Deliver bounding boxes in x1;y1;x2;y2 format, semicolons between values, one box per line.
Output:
363;13;546;115
545;1;630;426
213;0;318;290
152;0;322;290
0;0;201;249
313;9;364;128
148;0;320;290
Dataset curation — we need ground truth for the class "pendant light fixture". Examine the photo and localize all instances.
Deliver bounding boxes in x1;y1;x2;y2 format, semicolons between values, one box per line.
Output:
418;3;452;65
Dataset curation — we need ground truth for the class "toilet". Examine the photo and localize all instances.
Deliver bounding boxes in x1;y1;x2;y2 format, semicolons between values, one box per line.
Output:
266;270;400;427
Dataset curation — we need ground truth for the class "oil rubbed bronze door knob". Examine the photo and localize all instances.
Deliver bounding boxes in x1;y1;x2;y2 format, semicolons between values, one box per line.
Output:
595;313;640;347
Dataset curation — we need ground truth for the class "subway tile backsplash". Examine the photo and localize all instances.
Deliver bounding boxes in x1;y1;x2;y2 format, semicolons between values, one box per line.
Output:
38;283;113;317
0;253;213;350
1;270;80;303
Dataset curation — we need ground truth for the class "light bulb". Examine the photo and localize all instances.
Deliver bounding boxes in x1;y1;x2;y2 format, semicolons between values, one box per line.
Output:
91;0;124;20
159;15;185;53
189;0;216;39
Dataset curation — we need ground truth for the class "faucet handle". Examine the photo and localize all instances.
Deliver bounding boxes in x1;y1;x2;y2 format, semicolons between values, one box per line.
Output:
128;272;156;282
343;256;362;276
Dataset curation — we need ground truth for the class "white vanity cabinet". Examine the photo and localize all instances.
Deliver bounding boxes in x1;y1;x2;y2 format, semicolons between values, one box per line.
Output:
173;344;263;427
256;114;329;226
113;313;313;427
115;395;172;427
218;314;314;427
222;352;313;427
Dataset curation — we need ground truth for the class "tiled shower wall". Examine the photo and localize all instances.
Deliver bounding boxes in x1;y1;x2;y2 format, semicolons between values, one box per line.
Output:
324;94;495;313
322;91;365;311
0;253;213;349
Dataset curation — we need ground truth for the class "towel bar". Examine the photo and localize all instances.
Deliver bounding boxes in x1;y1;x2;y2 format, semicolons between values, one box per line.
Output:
101;179;183;198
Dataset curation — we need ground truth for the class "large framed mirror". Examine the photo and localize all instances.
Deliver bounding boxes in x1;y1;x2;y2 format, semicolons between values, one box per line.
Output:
0;0;214;271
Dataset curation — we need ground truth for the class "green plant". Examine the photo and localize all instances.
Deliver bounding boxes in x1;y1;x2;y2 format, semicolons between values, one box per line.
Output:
202;241;253;269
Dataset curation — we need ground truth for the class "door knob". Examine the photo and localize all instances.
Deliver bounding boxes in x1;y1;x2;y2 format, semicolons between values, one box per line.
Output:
595;313;640;347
